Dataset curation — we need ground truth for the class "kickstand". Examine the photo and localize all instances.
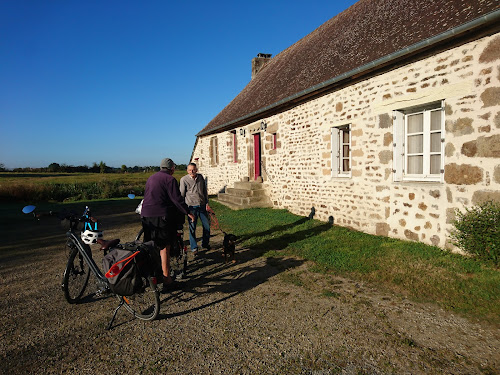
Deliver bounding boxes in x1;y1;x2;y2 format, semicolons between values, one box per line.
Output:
107;298;124;330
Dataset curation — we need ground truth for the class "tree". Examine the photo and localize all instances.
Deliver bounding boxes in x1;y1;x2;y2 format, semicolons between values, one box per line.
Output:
99;161;107;174
121;164;127;173
48;163;61;172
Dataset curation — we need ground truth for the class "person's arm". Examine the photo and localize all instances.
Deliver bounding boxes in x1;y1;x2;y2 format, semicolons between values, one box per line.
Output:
203;176;209;210
179;176;186;198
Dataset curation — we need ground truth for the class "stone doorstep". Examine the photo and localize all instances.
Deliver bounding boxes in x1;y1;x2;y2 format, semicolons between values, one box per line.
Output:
225;187;267;198
213;198;272;210
233;181;267;190
217;192;268;205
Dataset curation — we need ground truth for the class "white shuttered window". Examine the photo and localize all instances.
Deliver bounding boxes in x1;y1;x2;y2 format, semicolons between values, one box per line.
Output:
393;101;444;182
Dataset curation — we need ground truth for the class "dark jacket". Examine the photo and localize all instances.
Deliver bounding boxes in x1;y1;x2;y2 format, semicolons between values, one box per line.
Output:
141;170;189;218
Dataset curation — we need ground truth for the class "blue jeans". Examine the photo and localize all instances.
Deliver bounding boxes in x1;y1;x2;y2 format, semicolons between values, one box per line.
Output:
188;205;210;251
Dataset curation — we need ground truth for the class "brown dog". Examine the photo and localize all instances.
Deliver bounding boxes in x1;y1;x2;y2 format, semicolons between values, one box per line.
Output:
222;233;237;263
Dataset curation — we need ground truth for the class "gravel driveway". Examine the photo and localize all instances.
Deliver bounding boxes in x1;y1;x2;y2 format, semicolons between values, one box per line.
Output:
1;208;499;374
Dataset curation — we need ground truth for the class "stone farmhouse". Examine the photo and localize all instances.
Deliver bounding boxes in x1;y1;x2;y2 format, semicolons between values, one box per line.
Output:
190;0;500;249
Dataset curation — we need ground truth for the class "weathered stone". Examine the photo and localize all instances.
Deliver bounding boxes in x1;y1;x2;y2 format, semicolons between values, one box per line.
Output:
379;114;391;129
461;141;477;157
494;165;500;184
475;135;500;157
430;235;440;246
404;229;419;241
429;190;440;198
399;219;406;227
409;193;415;200
479;125;491;133
424;222;432;229
445;143;455;157
494;112;500;128
336;102;343;112
445;163;483;185
479;35;500;63
378;150;392;164
446;117;474;135
446;187;452;203
416;213;425;219
445;104;453;115
418;202;427;211
480;87;500;108
376;223;390;236
472;190;500;205
446;208;456;224
383;132;392;146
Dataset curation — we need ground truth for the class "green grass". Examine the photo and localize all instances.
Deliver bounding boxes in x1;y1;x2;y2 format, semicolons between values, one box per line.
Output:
210;200;500;323
0;171;186;202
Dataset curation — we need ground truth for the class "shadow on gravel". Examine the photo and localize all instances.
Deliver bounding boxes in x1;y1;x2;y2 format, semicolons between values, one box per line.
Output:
156;220;332;320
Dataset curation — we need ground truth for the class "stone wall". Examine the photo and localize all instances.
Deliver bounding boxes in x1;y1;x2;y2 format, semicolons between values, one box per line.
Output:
191;32;500;249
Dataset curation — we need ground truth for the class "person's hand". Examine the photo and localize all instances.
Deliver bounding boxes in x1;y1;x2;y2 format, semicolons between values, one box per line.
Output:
188;213;195;222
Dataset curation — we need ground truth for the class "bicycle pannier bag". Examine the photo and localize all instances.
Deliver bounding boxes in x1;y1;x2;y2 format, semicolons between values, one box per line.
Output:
103;248;141;296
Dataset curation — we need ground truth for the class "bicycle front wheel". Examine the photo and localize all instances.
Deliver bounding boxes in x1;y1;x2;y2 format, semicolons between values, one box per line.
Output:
62;245;90;304
120;276;160;321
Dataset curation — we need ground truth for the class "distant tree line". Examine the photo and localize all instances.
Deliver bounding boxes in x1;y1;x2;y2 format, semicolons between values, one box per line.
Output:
0;162;188;173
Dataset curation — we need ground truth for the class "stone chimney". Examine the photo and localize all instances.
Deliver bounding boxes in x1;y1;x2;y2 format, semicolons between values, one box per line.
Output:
251;53;272;80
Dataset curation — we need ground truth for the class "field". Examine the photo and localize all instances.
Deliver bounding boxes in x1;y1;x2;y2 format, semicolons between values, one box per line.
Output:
0;171;187;202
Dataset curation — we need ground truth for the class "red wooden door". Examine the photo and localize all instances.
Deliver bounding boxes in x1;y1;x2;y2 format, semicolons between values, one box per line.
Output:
253;133;261;180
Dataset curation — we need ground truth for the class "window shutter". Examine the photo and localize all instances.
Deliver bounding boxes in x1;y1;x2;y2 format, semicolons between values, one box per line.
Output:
393;111;404;182
215;137;219;164
331;127;340;176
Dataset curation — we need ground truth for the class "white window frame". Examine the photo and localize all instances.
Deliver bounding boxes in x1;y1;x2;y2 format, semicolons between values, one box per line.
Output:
393;101;444;182
331;124;351;178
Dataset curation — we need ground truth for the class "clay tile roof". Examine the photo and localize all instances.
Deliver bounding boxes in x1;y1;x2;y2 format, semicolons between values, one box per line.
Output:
197;0;500;136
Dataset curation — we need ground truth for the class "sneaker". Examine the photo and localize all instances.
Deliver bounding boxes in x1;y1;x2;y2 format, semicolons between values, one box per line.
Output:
161;281;178;294
192;249;199;256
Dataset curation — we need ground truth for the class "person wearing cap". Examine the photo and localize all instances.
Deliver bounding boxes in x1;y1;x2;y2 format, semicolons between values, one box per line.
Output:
179;163;211;254
141;158;194;290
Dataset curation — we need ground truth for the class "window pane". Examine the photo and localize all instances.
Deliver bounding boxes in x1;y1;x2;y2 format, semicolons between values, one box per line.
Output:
431;110;442;131
343;159;350;172
407;114;423;133
343;145;350;157
407;156;423;174
342;130;349;143
407;134;423;153
430;155;441;174
430;132;441;152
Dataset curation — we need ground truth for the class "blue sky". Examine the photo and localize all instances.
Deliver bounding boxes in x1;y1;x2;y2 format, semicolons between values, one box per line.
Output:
0;0;357;169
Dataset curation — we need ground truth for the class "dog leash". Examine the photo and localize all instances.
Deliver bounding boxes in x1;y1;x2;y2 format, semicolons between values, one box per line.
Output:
207;206;226;234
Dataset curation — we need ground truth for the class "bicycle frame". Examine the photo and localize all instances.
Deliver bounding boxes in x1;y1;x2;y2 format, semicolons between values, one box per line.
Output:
63;230;108;291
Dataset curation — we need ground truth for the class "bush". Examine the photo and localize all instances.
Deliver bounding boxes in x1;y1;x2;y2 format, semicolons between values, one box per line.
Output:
450;201;500;265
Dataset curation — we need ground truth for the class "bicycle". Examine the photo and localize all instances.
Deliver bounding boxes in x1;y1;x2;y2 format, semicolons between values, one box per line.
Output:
23;205;160;330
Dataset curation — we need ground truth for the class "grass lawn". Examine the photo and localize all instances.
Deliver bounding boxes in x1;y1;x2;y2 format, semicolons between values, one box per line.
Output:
209;200;500;324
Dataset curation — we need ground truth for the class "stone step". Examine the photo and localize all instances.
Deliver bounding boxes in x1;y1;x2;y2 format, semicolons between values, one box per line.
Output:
233;181;266;190
225;187;267;197
213;197;272;210
217;192;269;206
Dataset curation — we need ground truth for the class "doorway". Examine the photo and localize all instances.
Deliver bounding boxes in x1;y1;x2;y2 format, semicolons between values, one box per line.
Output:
253;133;261;180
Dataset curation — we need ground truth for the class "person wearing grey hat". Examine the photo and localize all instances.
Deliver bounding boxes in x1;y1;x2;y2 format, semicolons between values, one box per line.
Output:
141;158;194;291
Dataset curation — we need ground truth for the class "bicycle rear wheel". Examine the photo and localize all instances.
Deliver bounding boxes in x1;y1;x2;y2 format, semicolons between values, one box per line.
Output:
62;244;90;304
120;276;160;321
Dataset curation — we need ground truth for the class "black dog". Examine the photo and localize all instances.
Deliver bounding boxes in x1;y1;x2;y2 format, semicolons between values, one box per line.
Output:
222;233;237;263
